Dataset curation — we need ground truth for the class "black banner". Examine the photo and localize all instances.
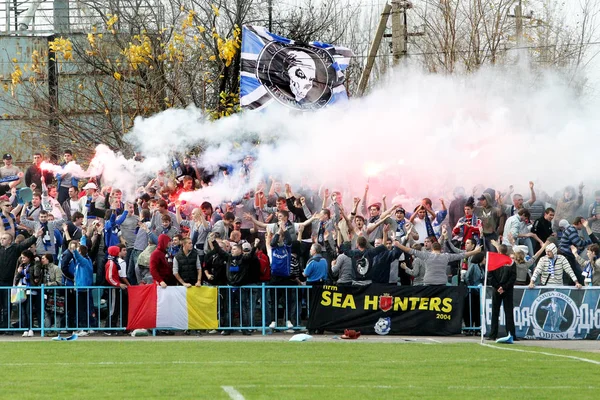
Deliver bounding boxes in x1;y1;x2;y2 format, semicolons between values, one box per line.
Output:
485;286;600;340
307;284;465;335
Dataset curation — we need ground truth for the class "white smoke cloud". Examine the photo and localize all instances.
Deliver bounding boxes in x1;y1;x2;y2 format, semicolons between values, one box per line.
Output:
50;65;600;209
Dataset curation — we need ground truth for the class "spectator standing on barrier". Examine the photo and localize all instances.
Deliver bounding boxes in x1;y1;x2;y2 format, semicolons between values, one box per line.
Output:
571;244;600;286
105;245;130;331
487;244;517;341
529;243;582;288
14;250;41;337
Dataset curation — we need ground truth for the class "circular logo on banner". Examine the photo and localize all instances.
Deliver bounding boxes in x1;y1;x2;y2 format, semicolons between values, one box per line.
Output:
256;42;337;110
374;317;391;335
529;291;579;339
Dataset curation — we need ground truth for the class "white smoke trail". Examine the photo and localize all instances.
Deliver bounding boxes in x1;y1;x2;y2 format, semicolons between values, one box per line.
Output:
44;66;599;209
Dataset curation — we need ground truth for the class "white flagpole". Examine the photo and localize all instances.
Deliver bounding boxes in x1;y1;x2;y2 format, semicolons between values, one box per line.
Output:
480;251;489;344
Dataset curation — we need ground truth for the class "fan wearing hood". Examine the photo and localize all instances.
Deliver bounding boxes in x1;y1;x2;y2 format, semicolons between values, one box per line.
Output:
474;192;503;250
150;234;176;287
529;242;581;288
552;183;584;231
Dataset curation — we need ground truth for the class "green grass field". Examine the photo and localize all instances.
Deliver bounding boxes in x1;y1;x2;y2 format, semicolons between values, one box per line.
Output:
1;340;599;399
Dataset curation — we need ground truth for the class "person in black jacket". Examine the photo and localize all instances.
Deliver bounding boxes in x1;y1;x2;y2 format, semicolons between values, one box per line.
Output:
213;237;259;335
531;208;555;253
346;236;389;284
0;230;40;333
487;245;517;341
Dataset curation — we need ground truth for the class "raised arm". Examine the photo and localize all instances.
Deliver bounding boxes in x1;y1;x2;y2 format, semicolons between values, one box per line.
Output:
244;212;268;229
527;181;536;206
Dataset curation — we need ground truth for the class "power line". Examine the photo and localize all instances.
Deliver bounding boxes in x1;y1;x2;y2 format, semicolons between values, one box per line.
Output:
2;40;600;66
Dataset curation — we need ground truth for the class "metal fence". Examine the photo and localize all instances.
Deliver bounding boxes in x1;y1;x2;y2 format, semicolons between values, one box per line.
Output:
1;0;164;33
0;284;483;337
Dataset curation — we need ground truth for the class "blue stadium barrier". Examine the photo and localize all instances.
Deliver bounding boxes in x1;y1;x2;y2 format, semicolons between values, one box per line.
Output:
0;284;483;337
0;285;126;337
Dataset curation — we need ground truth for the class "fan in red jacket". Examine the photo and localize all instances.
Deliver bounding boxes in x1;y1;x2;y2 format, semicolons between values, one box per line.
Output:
104;245;130;330
105;246;127;288
150;234;176;287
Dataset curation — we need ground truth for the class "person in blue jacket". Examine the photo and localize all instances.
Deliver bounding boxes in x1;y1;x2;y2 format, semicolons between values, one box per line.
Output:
104;209;129;248
72;237;96;333
303;243;329;284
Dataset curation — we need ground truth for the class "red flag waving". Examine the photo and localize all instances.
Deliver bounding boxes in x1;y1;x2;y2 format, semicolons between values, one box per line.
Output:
486;252;513;272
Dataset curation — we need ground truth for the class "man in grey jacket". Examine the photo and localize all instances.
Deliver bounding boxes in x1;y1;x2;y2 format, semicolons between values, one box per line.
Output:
394;240;481;285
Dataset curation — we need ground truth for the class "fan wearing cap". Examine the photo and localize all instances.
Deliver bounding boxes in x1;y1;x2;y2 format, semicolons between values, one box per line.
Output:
79;181;100;224
529;242;581;288
0;153;21;179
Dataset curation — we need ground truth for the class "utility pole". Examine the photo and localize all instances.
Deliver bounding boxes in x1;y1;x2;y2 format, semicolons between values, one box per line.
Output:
268;0;273;32
515;0;523;47
509;0;533;48
357;3;391;96
391;1;404;65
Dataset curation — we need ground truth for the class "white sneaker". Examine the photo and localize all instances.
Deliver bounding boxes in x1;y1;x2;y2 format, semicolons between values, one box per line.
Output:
268;321;276;329
286;320;294;329
77;330;89;337
22;331;29;337
27;330;34;337
207;330;218;334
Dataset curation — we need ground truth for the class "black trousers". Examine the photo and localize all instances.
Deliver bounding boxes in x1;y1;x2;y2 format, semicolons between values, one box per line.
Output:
489;288;515;339
560;252;583;285
109;288;128;328
0;281;11;329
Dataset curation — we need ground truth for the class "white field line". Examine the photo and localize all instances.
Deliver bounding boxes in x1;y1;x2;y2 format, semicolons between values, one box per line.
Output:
232;384;597;390
0;358;536;367
481;343;600;365
221;386;245;400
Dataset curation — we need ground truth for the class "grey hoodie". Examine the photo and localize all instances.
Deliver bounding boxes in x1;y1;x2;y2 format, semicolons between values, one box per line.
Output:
474;193;500;234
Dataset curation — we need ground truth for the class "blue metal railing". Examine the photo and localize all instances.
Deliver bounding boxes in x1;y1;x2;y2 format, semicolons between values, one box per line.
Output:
0;284;484;337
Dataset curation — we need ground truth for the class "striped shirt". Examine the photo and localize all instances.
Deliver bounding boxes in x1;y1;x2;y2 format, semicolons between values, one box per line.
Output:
531;255;577;285
559;226;592;254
